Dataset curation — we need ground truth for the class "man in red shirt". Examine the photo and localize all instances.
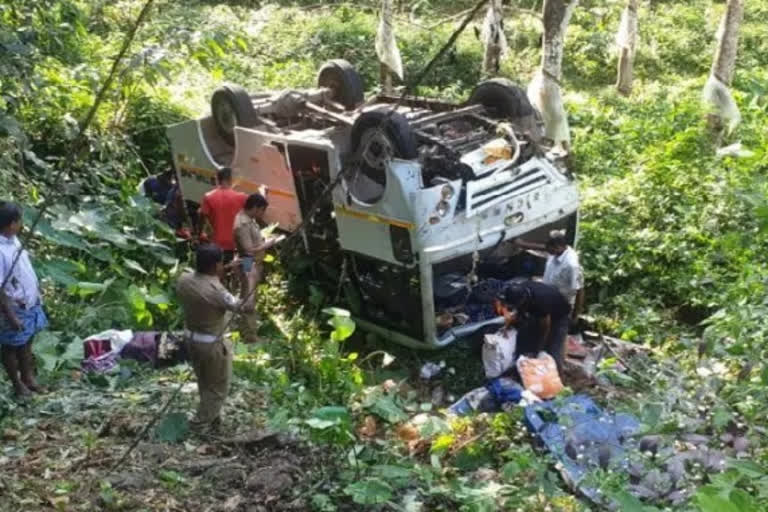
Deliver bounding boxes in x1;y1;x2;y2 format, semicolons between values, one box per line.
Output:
199;167;247;265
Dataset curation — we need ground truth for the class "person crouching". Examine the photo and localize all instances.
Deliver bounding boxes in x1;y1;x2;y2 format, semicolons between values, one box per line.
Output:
501;281;570;376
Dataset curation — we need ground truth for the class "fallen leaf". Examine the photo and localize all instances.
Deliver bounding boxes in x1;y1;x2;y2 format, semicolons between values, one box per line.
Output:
48;496;69;509
196;444;214;455
396;424;420;442
382;379;397;392
408;439;430;456
2;428;21;441
358;416;377;438
222;494;243;511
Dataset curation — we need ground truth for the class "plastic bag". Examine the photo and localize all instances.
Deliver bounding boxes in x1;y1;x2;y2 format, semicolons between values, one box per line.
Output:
447;387;496;416
702;73;741;131
527;70;571;148
615;3;638;56
375;0;403;79
480;0;508;58
482;329;517;379
517;351;563;399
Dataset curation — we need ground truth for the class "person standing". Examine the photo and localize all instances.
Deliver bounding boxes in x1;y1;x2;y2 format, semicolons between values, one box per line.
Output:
0;202;48;398
199;167;247;265
501;281;570;375
514;231;584;324
233;193;283;342
176;244;242;431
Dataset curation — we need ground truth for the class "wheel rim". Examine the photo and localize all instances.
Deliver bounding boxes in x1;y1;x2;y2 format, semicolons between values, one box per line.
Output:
359;129;394;170
321;75;342;103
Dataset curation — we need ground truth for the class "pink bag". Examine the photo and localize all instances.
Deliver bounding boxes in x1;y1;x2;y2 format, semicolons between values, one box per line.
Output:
84;339;111;359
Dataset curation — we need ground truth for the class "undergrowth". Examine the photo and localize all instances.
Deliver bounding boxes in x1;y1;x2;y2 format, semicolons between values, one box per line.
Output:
1;0;768;510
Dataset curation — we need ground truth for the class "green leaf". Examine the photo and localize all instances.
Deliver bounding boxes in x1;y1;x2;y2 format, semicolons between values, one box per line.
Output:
62;337;84;363
418;416;450;437
322;307;351;317
727;458;766;478
368;395;407;423
329;315;356;342
501;461;522;479
305;418;338;430
33;331;62;372
123;258;148;274
344;478;393;505
312;406;349;421
431;433;455;454
154;413;189;443
369;464;412;483
712;406;733;430
694;490;741;512
72;280;111;297
36;259;80;286
611;490;659;512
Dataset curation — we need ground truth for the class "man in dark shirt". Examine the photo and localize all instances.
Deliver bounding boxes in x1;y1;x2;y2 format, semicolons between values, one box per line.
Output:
501;281;570;374
140;169;174;205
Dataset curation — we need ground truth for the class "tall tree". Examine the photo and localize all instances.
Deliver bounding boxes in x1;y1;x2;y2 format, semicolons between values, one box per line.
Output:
527;0;579;150
615;0;638;96
702;0;744;132
480;0;507;77
375;0;403;93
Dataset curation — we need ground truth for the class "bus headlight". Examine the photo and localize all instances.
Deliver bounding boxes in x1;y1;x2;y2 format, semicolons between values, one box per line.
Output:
436;200;450;217
441;185;455;200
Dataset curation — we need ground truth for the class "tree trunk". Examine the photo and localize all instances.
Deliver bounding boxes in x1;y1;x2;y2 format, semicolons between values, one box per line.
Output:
703;0;744;132
527;0;578;150
481;0;506;77
615;0;638;96
380;62;393;94
711;0;743;85
375;0;403;92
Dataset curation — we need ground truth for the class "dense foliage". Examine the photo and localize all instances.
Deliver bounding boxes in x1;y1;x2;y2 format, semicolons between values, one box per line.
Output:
1;0;768;510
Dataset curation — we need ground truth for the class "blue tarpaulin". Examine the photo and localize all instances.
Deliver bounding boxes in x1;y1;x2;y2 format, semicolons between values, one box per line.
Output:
524;394;640;502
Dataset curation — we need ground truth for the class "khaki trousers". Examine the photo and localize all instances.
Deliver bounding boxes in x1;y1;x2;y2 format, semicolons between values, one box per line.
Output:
238;262;263;343
187;338;232;425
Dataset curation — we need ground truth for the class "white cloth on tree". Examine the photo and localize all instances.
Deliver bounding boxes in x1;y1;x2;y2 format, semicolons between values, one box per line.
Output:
375;0;403;80
480;1;509;59
702;73;741;131
615;4;638;56
527;69;571;148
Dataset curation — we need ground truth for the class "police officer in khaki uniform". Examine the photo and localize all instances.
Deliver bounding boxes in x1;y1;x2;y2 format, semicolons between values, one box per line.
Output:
176;244;242;430
233;193;283;342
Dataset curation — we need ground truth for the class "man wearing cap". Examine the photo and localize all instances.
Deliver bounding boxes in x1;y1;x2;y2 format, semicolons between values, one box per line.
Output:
501;281;571;374
514;231;584;324
176;243;242;430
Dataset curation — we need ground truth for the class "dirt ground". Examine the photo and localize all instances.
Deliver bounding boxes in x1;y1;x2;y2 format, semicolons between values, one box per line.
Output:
0;375;329;512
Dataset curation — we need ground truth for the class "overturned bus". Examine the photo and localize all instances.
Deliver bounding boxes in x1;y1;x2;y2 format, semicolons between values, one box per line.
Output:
166;59;579;349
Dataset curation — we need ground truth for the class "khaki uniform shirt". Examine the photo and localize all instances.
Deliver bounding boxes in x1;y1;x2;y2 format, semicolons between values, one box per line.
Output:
176;271;239;336
233;210;265;261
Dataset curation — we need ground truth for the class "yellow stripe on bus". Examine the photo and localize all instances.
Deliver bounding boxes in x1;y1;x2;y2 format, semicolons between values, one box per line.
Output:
334;204;413;230
178;164;295;199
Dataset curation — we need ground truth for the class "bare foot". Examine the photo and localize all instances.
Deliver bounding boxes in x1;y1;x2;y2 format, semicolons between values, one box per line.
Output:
23;380;48;394
13;382;32;399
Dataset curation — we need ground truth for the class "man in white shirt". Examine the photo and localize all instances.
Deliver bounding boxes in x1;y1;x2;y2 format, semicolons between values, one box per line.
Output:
0;202;48;398
514;231;584;323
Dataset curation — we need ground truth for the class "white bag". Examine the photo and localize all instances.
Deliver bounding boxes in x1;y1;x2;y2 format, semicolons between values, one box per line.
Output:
375;0;404;80
482;329;517;379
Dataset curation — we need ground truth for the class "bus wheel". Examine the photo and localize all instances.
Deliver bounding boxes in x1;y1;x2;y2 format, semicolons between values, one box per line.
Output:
211;83;258;145
317;59;364;110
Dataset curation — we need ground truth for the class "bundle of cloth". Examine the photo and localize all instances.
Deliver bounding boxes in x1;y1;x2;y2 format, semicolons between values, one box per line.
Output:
81;330;187;373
